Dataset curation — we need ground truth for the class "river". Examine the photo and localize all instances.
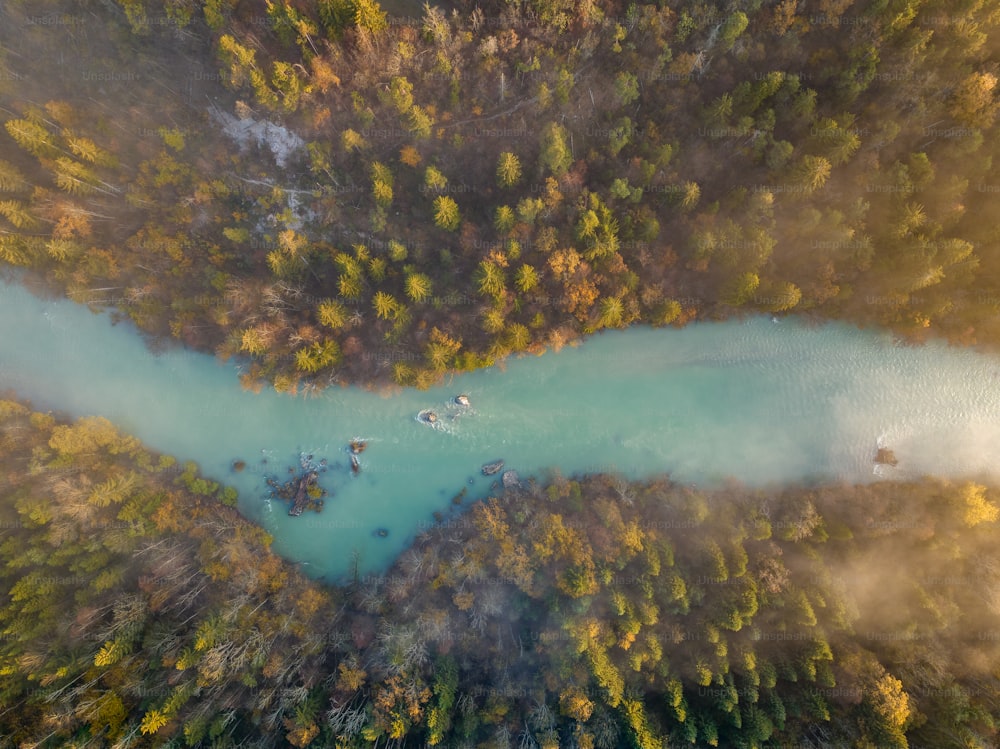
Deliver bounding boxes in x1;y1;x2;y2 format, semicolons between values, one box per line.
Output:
2;277;1000;581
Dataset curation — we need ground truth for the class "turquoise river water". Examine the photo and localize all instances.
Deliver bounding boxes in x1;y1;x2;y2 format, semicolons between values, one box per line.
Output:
3;278;1000;581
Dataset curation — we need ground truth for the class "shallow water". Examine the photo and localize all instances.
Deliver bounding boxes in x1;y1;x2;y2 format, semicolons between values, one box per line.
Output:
3;279;1000;581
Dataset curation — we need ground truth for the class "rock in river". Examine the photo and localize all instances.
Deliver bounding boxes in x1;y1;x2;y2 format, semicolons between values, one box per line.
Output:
482;459;504;476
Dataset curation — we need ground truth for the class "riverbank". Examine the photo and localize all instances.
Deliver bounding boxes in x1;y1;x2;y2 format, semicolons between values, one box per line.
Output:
6;275;1000;578
1;0;998;392
2;395;999;747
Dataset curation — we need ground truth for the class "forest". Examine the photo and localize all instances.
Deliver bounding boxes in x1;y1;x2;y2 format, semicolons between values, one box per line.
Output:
2;397;1000;748
0;0;998;390
3;0;1000;747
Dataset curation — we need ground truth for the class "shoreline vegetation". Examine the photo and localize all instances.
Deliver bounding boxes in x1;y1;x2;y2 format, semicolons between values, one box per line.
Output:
2;398;1000;746
2;0;1000;747
0;0;997;392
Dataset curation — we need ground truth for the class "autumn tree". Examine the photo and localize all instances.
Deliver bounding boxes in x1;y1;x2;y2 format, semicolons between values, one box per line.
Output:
539;122;572;177
405;272;432;303
476;260;506;300
718;11;749;51
949;71;999;129
496;152;522;188
515;264;538;292
354;0;388;33
317;299;349;330
859;671;912;748
433;195;460;231
790;155;832;194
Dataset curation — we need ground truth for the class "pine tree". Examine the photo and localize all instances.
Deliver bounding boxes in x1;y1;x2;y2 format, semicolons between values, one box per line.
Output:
424;166;448;192
405;273;432;303
505;323;531;351
495;205;516;233
354;0;388;33
515;264;538;292
373;291;399;320
718;11;749;51
539;122;572;177
791;155;832;193
597;296;625;328
140;708;169;734
476;260;506;300
433;196;460;231
496;152;522;188
0;161;26;192
317;300;349;330
0;200;37;229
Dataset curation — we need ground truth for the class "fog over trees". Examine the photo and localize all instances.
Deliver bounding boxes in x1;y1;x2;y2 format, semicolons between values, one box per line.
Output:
2;0;1000;746
2;400;1000;747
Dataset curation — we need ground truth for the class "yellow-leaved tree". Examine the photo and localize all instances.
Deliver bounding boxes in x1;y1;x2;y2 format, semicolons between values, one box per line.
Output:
960;482;999;527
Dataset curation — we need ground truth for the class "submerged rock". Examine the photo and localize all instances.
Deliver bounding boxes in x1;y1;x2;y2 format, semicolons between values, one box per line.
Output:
232;459;246;473
874;447;898;466
502;470;520;489
482;459;504;476
288;471;319;516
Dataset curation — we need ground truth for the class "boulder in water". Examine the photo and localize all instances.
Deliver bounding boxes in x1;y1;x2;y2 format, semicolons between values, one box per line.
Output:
482;459;504;476
874;447;898;466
